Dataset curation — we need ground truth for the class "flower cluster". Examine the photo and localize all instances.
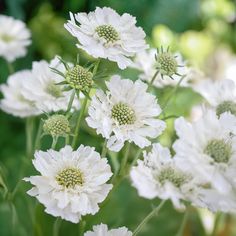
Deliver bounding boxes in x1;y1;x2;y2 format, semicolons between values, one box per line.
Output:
1;6;236;236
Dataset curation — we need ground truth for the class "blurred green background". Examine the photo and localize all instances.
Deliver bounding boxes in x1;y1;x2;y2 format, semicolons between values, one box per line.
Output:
1;0;236;235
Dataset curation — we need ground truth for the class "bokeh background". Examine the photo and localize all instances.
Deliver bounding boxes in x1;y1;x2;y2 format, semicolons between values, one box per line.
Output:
1;0;236;235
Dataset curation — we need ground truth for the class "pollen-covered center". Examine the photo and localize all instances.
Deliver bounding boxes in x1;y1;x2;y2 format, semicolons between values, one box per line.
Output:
157;166;188;188
204;139;232;163
95;25;119;44
216;101;236;117
156;52;178;76
56;168;83;188
46;83;62;98
66;65;93;92
0;34;14;42
111;102;136;125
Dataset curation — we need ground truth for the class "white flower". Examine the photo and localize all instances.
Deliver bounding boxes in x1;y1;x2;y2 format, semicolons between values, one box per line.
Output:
64;7;148;69
0;15;31;62
84;223;132;236
22;56;80;113
24;145;113;223
193;79;236;116
130;143;199;209
0;70;39;117
132;48;189;87
86;75;166;152
173;109;236;195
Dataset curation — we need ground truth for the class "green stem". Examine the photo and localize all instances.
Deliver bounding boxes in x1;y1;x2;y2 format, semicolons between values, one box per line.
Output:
72;95;89;148
51;137;58;149
53;218;62;236
148;70;159;91
130;148;142;168
66;90;76;115
133;200;166;236
176;210;189;236
101;140;108;158
34;119;43;150
65;135;70;145
161;74;186;112
26;117;34;158
211;213;222;236
119;142;131;176
7;61;14;74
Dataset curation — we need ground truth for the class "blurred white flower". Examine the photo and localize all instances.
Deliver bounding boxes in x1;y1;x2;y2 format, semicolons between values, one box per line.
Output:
0;70;39;117
130;143;198;209
193;79;236;116
132;48;189;87
22;56;80;113
65;7;148;69
173;110;236;195
84;223;132;236
86;75;165;152
24;145;113;223
0;15;31;62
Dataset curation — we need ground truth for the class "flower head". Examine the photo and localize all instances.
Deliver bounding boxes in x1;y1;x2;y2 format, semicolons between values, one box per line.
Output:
84;224;132;236
0;70;39;117
86;75;165;151
65;7;148;69
24;145;113;223
132;48;188;87
43;114;71;137
130;143;196;209
22;56;80;113
0;15;31;62
194;79;236;117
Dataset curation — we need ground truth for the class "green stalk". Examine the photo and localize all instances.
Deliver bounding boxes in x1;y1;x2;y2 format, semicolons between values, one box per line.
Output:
176;209;189;236
51;137;58;149
26;117;34;158
53;218;62;236
34;119;43;150
148;70;159;91
7;61;14;74
133;200;166;236
66;89;76;116
101;139;108;158
72;94;89;148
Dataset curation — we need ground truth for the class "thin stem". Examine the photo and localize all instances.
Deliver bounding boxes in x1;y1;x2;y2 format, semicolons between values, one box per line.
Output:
72;95;89;148
34;119;43;150
65;135;70;145
176;210;189;236
7;61;14;74
161;74;186;112
101;140;108;158
130;148;142;168
211;213;222;236
133;200;166;236
148;70;159;91
53;218;62;236
51;137;58;149
66;90;76;115
26;117;34;158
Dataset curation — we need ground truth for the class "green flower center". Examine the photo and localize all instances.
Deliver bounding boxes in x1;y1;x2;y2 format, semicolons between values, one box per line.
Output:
43;114;70;137
156;52;178;76
66;65;93;92
111;103;136;125
46;83;62;98
95;25;119;44
0;34;14;42
56;168;83;188
216;101;236;116
157;166;189;188
204;139;232;163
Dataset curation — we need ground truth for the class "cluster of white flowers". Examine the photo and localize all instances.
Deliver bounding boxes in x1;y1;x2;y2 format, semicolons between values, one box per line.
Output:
1;5;236;236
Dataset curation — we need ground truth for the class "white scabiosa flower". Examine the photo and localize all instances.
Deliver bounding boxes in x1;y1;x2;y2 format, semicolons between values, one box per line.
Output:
64;7;148;69
130;143;198;209
193;79;236;116
86;75;166;152
24;145;113;223
0;15;31;62
173;109;236;195
84;224;132;236
22;56;79;113
132;48;188;87
0;70;39;117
